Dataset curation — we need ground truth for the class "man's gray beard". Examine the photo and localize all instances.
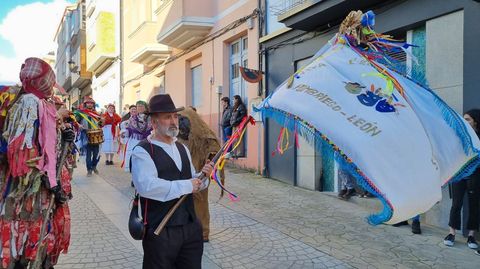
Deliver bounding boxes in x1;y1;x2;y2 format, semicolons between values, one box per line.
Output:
166;128;179;138
158;125;179;138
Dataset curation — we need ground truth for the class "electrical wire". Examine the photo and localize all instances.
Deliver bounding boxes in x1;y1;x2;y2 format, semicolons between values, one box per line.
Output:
123;8;260;87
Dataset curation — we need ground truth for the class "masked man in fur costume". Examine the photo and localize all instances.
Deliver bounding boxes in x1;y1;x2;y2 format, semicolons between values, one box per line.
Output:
177;107;226;242
0;58;75;268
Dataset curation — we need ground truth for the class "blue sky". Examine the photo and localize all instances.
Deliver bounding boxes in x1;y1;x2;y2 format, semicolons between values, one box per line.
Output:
0;0;75;57
0;0;75;84
0;1;54;56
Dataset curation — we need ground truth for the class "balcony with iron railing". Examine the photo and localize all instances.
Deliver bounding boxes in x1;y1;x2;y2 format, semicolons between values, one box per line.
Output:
270;0;322;21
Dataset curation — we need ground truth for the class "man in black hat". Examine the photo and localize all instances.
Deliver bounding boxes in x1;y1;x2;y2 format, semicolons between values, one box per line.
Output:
130;94;213;269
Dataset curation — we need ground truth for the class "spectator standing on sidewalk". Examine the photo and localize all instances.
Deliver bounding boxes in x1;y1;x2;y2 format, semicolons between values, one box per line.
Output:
337;168;356;200
131;94;213;268
230;95;247;157
444;109;480;249
220;96;232;143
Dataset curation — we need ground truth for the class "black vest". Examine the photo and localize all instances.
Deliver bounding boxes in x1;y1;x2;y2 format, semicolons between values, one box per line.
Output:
136;140;196;229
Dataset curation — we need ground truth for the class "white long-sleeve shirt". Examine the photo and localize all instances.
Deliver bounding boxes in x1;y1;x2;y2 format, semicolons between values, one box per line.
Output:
131;136;208;202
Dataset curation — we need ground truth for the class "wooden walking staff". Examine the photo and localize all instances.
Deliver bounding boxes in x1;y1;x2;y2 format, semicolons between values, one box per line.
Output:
154;116;254;236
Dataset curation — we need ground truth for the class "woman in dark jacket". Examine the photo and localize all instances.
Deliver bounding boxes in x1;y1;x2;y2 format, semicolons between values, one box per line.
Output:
220;97;233;142
444;109;480;249
229;95;247;157
230;95;247;128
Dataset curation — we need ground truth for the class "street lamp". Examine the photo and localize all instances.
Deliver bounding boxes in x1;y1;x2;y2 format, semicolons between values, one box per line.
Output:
67;59;80;74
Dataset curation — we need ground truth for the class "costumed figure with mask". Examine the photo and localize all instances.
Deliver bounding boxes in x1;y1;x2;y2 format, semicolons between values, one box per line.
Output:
0;58;76;268
177;107;226;242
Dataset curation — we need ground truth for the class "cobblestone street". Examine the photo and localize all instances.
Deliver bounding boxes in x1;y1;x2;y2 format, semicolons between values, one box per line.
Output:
56;159;480;268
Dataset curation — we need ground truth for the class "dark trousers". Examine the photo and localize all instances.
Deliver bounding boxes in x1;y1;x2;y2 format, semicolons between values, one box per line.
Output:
86;144;100;171
142;220;203;269
449;178;479;231
222;126;232;143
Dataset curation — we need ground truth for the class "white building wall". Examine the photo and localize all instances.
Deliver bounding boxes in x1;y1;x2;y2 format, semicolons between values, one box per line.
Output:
87;0;121;111
92;62;121;111
426;10;464;114
424;10;464;229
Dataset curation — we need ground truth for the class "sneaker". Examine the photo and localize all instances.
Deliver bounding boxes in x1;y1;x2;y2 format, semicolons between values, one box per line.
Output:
337;189;347;198
411;220;421;234
467;236;478;249
109;160;114;165
87;170;93;177
93;168;99;174
476;250;480;256
443;234;455;247
105;160;110;165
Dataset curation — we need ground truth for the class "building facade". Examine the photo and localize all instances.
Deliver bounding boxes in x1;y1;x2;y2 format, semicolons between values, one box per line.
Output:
262;0;480;228
86;0;121;111
122;0;170;109
55;0;92;109
122;0;264;171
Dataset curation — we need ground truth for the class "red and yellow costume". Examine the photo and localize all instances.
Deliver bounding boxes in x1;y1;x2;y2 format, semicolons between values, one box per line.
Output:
0;58;76;268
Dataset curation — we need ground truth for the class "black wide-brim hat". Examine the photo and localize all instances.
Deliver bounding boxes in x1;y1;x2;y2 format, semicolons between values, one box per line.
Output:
147;94;184;114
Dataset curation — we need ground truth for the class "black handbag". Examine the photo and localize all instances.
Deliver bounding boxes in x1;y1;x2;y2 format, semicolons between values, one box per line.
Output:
129;143;154;240
128;193;146;240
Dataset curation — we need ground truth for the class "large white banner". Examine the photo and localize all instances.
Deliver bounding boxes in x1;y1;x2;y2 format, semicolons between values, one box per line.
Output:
258;36;480;224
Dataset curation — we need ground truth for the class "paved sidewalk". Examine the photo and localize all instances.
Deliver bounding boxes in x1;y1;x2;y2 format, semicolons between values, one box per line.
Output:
55;186;142;269
57;159;479;268
213;168;479;269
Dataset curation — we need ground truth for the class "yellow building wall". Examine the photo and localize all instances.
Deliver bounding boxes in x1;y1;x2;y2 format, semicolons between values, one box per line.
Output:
97;12;115;54
87;11;115;71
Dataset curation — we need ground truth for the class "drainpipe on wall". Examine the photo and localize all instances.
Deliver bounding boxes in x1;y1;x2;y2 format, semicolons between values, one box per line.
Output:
257;0;265;176
119;0;124;110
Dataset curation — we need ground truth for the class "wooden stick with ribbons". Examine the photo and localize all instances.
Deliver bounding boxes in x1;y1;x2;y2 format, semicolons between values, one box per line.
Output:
154;116;254;236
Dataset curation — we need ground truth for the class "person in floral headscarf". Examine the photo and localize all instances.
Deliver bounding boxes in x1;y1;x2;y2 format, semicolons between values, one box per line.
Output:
122;100;152;172
101;104;121;165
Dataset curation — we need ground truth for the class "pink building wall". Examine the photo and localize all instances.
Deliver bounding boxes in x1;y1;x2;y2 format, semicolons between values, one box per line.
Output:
163;0;264;172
